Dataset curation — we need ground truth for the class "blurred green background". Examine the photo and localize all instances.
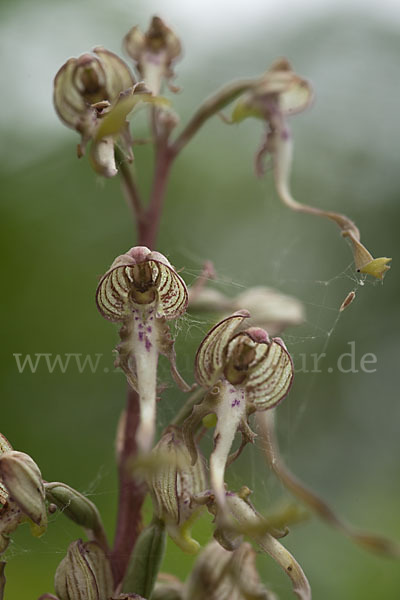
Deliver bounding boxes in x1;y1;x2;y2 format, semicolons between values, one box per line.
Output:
1;0;400;598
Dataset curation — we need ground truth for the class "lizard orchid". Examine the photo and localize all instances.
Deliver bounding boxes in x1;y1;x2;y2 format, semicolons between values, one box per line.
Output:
184;311;294;513
96;246;190;453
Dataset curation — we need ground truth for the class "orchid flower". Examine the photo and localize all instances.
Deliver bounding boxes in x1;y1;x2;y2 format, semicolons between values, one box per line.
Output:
231;59;391;280
53;48;167;177
184;311;294;514
96;246;190;453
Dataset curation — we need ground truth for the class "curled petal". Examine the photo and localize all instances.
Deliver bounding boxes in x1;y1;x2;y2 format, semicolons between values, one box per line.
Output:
194;311;250;388
53;58;89;129
225;331;294;410
96;247;188;322
92;47;135;101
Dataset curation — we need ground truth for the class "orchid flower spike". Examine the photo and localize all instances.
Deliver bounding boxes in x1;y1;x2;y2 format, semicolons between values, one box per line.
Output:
231;58;391;280
184;311;293;514
0;434;47;553
147;426;207;554
96;246;190;453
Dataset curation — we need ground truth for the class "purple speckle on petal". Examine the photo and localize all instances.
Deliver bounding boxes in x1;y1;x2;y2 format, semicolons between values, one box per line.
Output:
138;332;144;342
145;337;152;352
231;398;241;408
147;326;152;333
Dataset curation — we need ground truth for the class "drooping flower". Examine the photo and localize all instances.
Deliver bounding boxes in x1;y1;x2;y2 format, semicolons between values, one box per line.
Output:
146;426;207;554
124;16;182;95
184;311;293;513
96;246;190;452
0;434;47;553
230;58;391;280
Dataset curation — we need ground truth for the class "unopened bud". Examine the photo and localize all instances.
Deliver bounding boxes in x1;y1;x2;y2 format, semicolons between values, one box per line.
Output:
122;517;166;598
124;16;181;95
148;427;206;554
45;482;104;534
0;451;46;532
54;539;113;600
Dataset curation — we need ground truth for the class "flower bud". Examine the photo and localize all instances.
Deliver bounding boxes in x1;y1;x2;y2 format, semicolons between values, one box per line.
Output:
54;539;113;600
0;451;46;532
44;482;105;536
122;517;166;599
124;16;181;95
147;427;206;554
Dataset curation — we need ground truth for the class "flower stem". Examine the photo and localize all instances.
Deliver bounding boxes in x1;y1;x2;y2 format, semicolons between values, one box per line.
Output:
170;78;255;157
111;387;147;586
115;147;146;237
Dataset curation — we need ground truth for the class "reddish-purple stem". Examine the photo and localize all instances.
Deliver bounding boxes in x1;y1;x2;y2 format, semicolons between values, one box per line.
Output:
111;387;146;585
140;144;173;250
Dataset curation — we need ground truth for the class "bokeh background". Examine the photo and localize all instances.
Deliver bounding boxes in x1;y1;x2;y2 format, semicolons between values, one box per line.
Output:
1;0;400;598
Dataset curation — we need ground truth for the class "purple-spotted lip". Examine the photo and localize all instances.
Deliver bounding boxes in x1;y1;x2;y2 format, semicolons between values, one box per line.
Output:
95;246;188;322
